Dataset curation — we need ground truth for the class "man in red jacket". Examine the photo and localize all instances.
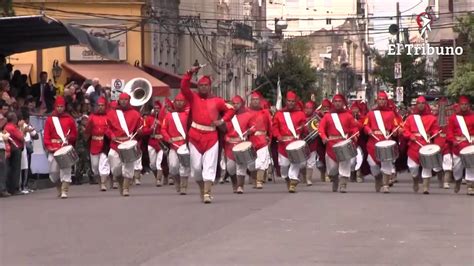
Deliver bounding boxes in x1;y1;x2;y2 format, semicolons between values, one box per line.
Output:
302;100;318;186
161;93;190;194
143;100;165;186
85;96;110;191
43;96;78;198
181;67;235;203
363;91;400;193
272;91;307;193
4;112;25;195
106;93;142;197
432;97;452;189
447;96;474;195
403;96;440;194
318;94;359;193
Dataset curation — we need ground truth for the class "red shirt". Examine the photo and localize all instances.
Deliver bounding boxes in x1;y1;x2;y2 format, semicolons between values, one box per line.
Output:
363;109;400;162
4;123;24;149
43;114;78;153
161;110;189;150
272;109;307;157
85;113;108;155
248;108;272;150
106;107;142;151
224;110;252;160
143;113;163;151
447;111;474;156
403;113;440;163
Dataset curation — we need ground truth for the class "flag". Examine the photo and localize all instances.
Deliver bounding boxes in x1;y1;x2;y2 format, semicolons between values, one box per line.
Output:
276;75;282;110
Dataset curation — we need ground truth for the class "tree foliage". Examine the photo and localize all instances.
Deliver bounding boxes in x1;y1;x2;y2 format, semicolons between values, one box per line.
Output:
448;14;474;97
372;48;427;104
255;38;318;105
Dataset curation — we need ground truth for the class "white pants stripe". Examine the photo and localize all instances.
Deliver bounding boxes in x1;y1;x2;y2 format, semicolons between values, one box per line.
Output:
278;154;305;180
108;149;135;179
90;153;110;176
367;154;395;176
168;149;190;177
189;142;219;182
407;157;432;178
48;154;72;183
325;154;351;178
148;146;163;171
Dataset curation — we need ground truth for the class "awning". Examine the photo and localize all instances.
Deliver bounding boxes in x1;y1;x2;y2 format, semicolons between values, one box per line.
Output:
142;64;198;89
12;63;32;76
62;63;170;97
0;15;119;60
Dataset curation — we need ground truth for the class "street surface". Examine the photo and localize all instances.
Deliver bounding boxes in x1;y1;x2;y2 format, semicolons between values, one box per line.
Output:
1;173;473;266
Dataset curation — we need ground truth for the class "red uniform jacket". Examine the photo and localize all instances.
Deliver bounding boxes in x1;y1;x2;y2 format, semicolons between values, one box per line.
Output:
318;111;359;161
363;109;400;162
272;109;306;157
433;124;451;155
161;110;189;150
4;123;24;149
180;71;234;154
403;113;440;164
447;112;474;156
106;107;142;152
248;108;272;150
43;114;78;153
225;110;252;160
143;113;163;151
85;113;108;155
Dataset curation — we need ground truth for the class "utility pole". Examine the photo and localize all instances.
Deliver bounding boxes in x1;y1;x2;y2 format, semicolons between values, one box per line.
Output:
396;2;401;96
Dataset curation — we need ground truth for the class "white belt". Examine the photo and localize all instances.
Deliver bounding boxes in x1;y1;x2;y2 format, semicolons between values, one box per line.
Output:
191;122;216;132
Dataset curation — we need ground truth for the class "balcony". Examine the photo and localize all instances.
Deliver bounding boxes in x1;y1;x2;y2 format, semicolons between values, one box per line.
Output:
232;22;254;49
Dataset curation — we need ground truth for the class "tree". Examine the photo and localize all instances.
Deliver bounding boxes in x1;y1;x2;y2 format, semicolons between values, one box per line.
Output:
447;14;474;97
372;48;427;105
255;38;319;105
1;0;15;17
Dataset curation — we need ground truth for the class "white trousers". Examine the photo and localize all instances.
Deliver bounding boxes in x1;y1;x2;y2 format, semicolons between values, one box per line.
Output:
407;157;432;179
434;154;453;173
48;154;72;183
278;154;306;180
189;142;219;182
90;153;110;176
226;158;255;176
255;146;271;171
306;151;317;169
325;154;351;178
108;149;136;179
168;149;190;177
452;155;474;181
367;154;395;176
148;146;163;171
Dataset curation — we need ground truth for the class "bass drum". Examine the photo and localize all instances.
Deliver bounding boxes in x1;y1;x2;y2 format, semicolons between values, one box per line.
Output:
53;145;79;169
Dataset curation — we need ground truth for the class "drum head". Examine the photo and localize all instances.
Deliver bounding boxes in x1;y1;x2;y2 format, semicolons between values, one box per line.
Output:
460;145;474;155
420;144;441;155
286;140;306;150
233;141;252;152
118;140;136;149
54;145;72;155
333;139;350;148
177;144;189;154
375;140;396;148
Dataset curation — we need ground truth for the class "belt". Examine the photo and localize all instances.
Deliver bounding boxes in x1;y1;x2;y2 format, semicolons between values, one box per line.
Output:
191;122;216;132
439;133;446;138
328;135;344;140
116;136;129;141
413;133;422;137
373;130;384;135
91;136;104;141
280;136;296;141
228;137;242;143
254;130;267;136
456;136;474;141
171;136;184;142
151;134;163;139
51;139;62;143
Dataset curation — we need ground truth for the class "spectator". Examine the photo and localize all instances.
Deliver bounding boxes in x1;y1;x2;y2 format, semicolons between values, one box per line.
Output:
31;71;56;113
4;111;24;195
0;80;16;106
19;107;38;193
0;113;11;197
18;74;30;99
0;100;9;116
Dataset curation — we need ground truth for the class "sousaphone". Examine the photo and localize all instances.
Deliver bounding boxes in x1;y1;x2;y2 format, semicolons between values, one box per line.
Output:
123;78;153;106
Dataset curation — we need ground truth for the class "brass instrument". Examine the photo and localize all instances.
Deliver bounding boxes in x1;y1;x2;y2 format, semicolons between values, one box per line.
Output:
123;78;153;107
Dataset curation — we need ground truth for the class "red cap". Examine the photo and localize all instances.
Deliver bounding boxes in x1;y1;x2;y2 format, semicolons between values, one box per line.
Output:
154;100;162;108
251;91;262;99
286;91;297;100
55;96;65;107
119;93;130;100
377;91;388;99
350;101;360;110
175;93;186;101
304;101;316;109
198;76;212;85
332;94;347;105
232;95;244;104
321;99;332;107
97;96;107;105
459;96;470;104
416;96;427;103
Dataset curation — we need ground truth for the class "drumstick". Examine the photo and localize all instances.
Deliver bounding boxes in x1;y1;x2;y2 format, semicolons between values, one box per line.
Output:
242;126;256;137
386;125;401;139
347;131;360;141
429;130;442;141
415;140;424;147
129;125;144;140
370;133;380;141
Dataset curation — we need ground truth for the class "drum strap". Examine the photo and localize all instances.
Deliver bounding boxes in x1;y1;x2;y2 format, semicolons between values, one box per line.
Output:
231;115;244;140
172;112;186;139
116;110;130;137
374;111;387;139
331;113;347;139
283;112;297;138
52;116;66;144
414;115;429;142
456;115;471;143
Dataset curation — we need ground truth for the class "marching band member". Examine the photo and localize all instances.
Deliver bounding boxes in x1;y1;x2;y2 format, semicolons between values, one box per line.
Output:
363;91;400;193
106;93;142;197
316;99;332;182
432;97;452;189
403;96;440;194
4;112;25;195
43;96;78;198
447;96;474;195
85;96;110;191
143;100;165;187
302;100;318;186
161;93;190;194
180;66;235;204
318;94;359;193
248;92;272;189
350;101;365;183
272;91;307;193
225;95;252;193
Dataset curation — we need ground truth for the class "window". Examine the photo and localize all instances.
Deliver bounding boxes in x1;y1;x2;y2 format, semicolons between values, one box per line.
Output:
326;18;332;25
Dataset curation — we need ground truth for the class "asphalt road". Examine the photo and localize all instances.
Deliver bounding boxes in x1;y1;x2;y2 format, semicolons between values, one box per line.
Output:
1;173;473;266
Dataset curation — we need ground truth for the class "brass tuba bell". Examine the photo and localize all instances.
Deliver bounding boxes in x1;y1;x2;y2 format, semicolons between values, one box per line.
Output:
123;78;153;106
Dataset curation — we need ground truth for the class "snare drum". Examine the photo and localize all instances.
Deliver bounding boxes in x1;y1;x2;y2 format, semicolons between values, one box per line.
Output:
286;140;310;164
375;140;399;161
419;144;442;169
53;145;79;169
177;145;191;167
232;141;256;164
117;140;141;163
460;145;474;168
333;139;357;162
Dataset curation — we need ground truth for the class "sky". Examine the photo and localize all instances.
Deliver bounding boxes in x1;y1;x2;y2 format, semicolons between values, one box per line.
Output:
372;0;430;51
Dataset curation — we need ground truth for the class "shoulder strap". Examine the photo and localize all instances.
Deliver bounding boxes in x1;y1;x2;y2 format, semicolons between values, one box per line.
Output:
52;116;66;143
331;113;347;138
116;110;130;137
172;112;186;139
283;112;297;138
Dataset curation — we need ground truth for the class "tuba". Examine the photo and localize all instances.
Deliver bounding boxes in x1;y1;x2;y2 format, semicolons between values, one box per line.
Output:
123;78;153;107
